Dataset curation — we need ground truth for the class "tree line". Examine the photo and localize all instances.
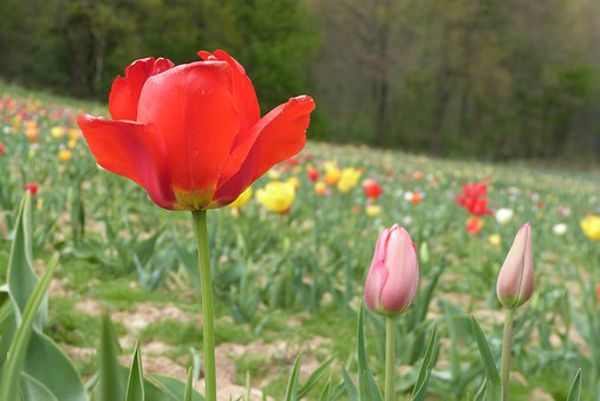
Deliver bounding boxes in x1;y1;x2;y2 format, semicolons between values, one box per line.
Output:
1;0;598;161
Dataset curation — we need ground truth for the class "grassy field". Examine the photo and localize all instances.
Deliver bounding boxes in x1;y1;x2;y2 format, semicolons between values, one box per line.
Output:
0;82;599;400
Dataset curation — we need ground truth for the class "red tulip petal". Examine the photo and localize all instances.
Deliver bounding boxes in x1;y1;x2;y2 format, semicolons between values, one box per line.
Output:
197;49;260;137
77;115;175;209
215;95;315;204
137;61;240;195
109;57;175;120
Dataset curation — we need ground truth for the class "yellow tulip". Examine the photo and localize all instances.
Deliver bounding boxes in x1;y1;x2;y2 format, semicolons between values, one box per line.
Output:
257;181;295;214
58;149;72;162
67;139;77;149
365;204;382;217
488;234;501;247
51;126;65;139
67;128;80;141
314;181;327;196
324;161;341;185
286;176;300;189
580;215;600;241
337;168;362;193
229;186;253;209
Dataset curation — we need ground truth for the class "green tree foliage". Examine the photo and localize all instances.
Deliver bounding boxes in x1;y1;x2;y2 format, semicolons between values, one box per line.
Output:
0;0;598;160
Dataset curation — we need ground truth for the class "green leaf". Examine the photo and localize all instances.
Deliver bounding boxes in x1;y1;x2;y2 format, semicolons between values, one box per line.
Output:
341;368;358;401
410;324;439;401
297;357;333;399
283;354;302;401
357;305;382;401
7;192;46;328
471;318;501;401
184;367;193;401
149;375;204;401
473;379;487;401
566;369;581;401
125;342;145;401
24;330;88;401
22;372;60;401
99;315;125;401
317;378;331;401
0;254;58;401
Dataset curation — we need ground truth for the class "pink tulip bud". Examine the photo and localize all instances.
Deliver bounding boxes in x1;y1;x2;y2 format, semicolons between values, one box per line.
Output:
364;224;419;316
496;223;535;309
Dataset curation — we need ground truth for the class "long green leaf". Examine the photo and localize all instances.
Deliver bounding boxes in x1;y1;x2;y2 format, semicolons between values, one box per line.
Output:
0;254;58;401
125;342;145;401
357;305;383;401
184;367;193;401
99;315;125;401
148;374;204;401
7;192;46;327
283;355;302;401
473;379;487;401
410;324;439;401
471;318;501;401
566;369;581;401
297;357;333;398
24;330;88;401
341;368;358;401
22;372;60;401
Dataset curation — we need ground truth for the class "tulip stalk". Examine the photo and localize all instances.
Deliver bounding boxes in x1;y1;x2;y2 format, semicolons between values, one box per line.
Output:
500;308;514;401
192;210;216;401
384;317;396;401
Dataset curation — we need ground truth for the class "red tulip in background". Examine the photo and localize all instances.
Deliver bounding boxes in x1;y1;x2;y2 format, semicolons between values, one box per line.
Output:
78;50;315;211
466;217;485;235
0;142;5;156
455;181;492;216
363;178;383;199
307;166;319;182
24;182;38;195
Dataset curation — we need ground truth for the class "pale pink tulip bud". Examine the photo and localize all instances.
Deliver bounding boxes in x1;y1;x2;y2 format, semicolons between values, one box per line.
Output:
496;223;535;309
364;224;420;316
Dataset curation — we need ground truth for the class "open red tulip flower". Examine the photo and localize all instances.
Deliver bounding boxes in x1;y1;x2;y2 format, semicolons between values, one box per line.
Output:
78;50;315;211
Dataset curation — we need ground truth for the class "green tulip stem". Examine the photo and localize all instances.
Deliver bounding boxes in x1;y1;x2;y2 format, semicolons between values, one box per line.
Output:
500;308;515;401
192;210;216;401
385;316;396;401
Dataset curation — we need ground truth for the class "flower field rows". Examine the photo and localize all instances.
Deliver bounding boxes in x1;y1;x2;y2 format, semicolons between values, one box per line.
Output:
0;77;599;400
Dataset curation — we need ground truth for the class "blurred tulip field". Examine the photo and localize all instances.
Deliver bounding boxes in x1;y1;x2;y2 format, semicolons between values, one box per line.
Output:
0;79;599;401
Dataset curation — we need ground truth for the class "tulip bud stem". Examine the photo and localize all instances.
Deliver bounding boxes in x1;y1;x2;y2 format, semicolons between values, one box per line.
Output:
500;308;514;401
192;210;217;401
385;317;396;401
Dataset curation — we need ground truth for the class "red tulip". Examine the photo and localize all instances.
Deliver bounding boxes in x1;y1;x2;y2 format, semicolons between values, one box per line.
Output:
285;156;302;167
455;181;492;216
362;178;383;199
24;182;38;195
364;225;419;316
78;50;315;210
0;142;5;156
306;166;319;182
466;217;484;235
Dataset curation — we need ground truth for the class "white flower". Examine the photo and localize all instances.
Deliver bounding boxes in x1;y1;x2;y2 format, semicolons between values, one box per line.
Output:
495;208;514;225
552;223;567;236
403;191;413;202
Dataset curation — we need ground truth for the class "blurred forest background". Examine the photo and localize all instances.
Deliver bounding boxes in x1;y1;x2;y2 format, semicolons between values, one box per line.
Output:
1;0;599;161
